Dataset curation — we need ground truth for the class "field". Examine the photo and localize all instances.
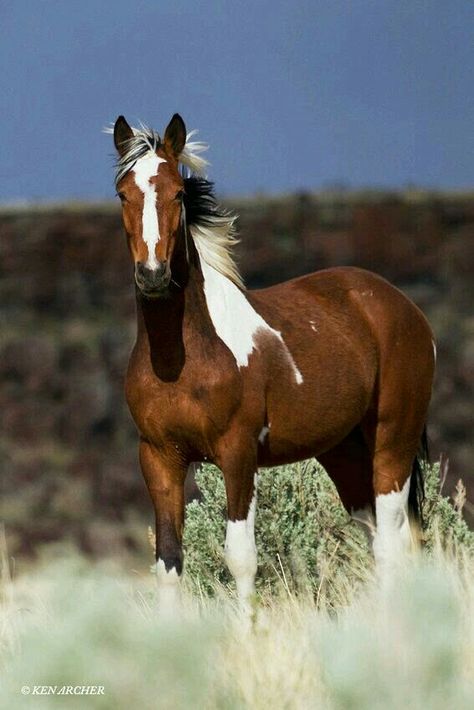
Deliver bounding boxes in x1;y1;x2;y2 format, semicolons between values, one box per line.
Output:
1;191;473;565
1;535;473;709
1;193;473;707
1;463;474;709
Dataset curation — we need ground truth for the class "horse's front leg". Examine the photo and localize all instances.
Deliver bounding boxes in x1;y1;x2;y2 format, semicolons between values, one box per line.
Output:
139;438;186;613
217;439;258;613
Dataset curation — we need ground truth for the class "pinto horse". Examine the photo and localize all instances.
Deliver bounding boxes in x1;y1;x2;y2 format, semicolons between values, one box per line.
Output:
109;114;435;609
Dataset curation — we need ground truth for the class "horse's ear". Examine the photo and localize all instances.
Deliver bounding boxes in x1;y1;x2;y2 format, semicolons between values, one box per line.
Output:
163;114;187;157
113;116;133;156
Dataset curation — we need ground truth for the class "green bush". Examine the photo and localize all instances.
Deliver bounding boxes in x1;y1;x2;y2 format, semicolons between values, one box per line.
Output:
423;462;474;553
183;461;474;600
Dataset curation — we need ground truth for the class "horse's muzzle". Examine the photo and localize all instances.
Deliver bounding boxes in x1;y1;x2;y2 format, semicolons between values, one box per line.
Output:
135;260;171;297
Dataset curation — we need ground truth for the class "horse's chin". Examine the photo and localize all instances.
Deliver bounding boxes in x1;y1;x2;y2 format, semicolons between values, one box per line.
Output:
136;284;171;300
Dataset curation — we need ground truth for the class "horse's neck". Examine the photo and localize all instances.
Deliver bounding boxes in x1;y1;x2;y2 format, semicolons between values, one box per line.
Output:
135;258;214;381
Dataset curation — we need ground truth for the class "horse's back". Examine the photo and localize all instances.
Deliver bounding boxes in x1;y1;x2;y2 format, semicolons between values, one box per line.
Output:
251;266;433;352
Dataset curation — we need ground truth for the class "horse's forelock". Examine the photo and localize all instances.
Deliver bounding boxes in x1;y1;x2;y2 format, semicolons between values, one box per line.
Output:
108;122;209;187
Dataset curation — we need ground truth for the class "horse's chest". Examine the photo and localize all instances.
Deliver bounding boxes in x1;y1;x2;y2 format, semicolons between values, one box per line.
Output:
125;353;240;444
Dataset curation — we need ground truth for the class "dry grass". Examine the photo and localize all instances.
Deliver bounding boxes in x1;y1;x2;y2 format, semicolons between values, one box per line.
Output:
1;528;473;710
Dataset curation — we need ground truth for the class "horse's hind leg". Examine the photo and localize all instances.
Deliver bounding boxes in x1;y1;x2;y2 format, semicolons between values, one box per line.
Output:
319;425;417;581
361;415;426;581
367;441;418;581
360;306;434;582
317;427;375;542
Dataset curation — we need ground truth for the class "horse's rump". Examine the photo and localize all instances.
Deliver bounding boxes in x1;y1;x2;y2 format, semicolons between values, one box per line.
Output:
250;266;433;466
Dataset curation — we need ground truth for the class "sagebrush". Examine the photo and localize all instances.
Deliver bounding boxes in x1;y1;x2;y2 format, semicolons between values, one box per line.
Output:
183;461;474;599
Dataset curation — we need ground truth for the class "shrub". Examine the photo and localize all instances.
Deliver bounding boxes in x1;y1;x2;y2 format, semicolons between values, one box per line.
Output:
183;461;474;600
423;462;474;553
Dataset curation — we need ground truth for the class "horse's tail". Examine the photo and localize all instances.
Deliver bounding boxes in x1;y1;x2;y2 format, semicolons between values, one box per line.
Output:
408;425;429;527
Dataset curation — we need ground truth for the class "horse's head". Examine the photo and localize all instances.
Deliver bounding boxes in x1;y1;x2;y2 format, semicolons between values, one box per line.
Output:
113;114;187;297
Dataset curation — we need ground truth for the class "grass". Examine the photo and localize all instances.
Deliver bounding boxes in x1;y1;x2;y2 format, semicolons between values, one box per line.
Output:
1;462;473;709
1;544;473;709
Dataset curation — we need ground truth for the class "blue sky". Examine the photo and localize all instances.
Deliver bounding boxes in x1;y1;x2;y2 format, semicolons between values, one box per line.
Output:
1;1;473;202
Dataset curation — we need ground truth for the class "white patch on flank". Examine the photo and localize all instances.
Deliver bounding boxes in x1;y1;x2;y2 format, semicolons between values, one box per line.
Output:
373;476;412;582
200;259;303;384
133;153;166;269
258;425;270;444
309;320;318;333
154;558;181;613
225;474;258;609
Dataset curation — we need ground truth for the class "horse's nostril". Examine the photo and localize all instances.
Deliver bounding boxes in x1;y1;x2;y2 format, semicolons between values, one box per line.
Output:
156;260;167;277
136;261;146;279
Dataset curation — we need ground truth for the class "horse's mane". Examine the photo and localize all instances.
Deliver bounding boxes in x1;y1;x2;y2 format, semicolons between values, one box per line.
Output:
184;177;243;289
106;123;243;289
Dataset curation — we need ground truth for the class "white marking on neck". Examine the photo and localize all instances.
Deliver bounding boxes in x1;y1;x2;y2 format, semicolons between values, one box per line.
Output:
200;260;303;384
133;152;166;269
258;425;270;444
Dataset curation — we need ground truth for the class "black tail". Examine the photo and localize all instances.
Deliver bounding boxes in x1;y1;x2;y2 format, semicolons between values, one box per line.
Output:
408;426;429;527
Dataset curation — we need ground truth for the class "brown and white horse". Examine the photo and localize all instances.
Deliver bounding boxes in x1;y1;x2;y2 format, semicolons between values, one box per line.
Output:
108;114;435;610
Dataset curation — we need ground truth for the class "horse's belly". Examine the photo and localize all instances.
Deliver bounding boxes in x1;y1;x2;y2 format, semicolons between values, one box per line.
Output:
258;352;374;465
257;408;362;466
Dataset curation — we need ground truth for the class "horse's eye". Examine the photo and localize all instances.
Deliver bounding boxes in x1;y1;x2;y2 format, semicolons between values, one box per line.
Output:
175;190;184;202
117;191;127;202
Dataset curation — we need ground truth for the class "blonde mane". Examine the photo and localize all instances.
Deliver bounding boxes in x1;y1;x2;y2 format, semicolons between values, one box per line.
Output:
189;209;243;289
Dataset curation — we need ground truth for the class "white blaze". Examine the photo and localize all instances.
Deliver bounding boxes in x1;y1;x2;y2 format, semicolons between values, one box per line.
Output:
200;259;303;384
133;152;167;269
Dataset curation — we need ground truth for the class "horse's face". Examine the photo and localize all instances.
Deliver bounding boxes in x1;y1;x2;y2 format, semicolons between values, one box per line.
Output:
113;114;186;297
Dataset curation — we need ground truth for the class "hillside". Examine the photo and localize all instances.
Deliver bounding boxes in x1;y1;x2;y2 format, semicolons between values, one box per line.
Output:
0;191;473;559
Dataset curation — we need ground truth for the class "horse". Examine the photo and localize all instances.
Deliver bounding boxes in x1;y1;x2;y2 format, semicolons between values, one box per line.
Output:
108;113;435;610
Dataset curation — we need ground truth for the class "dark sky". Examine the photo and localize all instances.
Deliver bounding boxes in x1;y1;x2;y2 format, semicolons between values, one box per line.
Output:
1;1;473;202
